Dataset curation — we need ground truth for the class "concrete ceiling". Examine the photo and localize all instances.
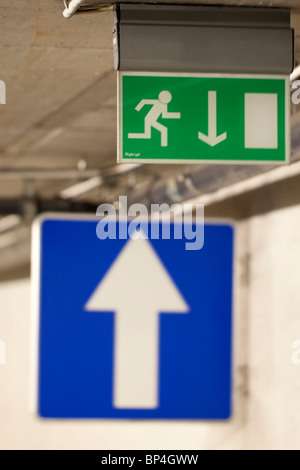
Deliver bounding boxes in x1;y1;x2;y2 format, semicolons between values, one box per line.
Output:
0;0;196;208
1;0;300;277
0;1;116;201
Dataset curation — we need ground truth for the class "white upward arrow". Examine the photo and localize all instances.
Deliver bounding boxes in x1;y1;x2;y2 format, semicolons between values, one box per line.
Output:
198;91;227;147
85;233;189;409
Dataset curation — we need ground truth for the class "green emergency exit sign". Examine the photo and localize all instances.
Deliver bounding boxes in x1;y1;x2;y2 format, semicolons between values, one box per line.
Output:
118;72;290;164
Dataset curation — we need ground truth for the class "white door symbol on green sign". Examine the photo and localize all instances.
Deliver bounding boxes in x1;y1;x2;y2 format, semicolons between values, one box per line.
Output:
244;93;278;149
128;90;181;147
119;72;289;164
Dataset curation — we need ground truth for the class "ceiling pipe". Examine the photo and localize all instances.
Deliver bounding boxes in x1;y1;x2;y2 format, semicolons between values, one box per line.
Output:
0;163;141;181
63;0;86;18
0;168;100;180
63;0;112;18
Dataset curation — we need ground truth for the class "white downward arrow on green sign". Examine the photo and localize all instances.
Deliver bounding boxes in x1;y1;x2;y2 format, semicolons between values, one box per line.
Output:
198;91;227;147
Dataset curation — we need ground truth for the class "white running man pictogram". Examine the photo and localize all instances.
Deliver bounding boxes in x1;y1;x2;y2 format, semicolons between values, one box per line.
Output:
128;90;181;147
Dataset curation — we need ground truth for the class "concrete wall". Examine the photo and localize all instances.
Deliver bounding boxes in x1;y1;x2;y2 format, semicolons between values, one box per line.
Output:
245;205;300;450
0;203;300;449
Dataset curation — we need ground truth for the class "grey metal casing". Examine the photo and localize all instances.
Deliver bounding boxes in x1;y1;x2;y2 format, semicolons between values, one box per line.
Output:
114;4;294;74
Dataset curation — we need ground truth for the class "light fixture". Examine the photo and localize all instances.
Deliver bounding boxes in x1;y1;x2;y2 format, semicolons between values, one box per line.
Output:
60;176;103;200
